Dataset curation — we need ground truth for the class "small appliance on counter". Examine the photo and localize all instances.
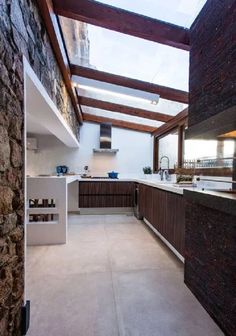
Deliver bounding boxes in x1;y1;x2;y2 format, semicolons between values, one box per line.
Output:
107;171;119;179
56;165;69;176
81;165;92;178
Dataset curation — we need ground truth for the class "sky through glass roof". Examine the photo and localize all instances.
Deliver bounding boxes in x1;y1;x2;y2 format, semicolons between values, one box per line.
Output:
59;1;201;124
61;17;189;91
94;0;208;28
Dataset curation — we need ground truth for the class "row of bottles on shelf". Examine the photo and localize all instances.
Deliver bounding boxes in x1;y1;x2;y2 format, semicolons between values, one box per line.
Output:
29;199;56;208
29;214;55;222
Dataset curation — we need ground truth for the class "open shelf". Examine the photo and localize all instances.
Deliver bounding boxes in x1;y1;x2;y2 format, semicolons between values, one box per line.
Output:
27;207;59;214
27;220;59;225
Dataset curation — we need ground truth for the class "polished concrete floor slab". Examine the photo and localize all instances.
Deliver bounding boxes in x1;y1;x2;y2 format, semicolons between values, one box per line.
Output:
26;214;223;336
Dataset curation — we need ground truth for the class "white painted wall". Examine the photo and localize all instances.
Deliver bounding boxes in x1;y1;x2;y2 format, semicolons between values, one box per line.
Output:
27;122;153;177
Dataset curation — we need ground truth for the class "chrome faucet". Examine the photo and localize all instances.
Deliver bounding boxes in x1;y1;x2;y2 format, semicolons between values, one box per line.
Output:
159;156;170;181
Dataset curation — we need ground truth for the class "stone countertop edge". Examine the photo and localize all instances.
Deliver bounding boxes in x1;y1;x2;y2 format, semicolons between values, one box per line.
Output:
184;189;236;216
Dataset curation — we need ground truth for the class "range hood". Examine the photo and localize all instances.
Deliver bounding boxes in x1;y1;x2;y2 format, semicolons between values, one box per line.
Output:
93;123;119;153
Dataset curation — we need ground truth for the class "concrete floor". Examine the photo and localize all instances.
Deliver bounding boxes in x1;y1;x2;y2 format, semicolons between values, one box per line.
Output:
26;214;223;336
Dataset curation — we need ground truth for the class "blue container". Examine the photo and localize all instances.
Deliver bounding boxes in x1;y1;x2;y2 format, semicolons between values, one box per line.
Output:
56;165;68;175
108;171;119;179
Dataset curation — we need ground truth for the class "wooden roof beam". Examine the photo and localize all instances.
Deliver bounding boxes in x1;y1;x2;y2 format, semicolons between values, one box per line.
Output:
71;65;189;104
37;0;83;124
53;0;190;51
78;96;172;123
152;108;188;137
83;113;157;133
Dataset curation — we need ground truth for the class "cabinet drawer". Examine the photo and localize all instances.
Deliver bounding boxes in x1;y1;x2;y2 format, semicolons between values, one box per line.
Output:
79;195;133;208
79;182;134;195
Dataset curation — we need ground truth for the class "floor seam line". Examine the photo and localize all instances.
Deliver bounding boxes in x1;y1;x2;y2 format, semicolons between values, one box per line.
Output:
105;222;122;336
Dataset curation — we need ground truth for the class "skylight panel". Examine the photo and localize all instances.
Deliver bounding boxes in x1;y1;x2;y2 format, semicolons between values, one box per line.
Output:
60;17;189;91
94;0;208;28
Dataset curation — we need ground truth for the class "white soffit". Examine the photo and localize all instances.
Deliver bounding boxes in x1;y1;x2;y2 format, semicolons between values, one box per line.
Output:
24;57;79;148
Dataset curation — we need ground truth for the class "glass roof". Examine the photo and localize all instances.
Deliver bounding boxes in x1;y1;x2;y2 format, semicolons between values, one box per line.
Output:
60;17;189;91
59;1;195;126
95;0;208;28
81;106;163;128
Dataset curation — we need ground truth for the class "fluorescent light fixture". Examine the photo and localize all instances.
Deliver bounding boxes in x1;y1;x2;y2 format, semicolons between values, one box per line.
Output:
72;75;160;104
77;84;159;104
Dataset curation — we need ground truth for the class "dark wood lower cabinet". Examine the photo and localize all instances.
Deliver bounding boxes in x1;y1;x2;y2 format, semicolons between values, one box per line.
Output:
140;184;185;256
79;182;134;208
139;184;153;224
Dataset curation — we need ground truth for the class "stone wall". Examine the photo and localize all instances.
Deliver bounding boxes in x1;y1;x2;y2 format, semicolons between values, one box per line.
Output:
189;0;236;127
0;0;80;334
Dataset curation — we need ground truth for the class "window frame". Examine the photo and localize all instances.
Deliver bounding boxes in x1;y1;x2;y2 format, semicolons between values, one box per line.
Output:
153;125;185;173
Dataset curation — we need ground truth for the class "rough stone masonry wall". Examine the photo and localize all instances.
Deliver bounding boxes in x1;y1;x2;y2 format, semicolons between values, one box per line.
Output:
189;0;236;127
0;0;80;334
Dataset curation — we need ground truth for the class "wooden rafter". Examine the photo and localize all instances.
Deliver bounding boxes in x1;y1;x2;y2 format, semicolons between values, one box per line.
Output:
152;108;188;137
78;96;172;123
83;113;157;133
71;65;189;104
36;0;83;124
53;0;190;50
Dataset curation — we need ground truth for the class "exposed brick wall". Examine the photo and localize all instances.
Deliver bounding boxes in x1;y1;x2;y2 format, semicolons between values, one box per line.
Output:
0;0;80;334
189;0;236;127
185;199;236;335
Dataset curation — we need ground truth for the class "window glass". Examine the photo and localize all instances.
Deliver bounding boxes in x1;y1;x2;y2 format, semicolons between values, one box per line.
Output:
158;129;179;169
95;0;207;28
184;140;235;160
60;17;189;91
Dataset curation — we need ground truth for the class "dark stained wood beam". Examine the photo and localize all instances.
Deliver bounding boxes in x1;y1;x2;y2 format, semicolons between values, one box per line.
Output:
71;65;189;104
36;0;83;124
78;96;172;123
152;108;188;137
83;113;156;133
53;0;190;50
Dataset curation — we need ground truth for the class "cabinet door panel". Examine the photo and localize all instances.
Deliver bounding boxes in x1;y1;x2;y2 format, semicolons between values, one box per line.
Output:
139;184;146;218
166;193;185;255
145;185;153;224
139;184;153;224
152;188;167;233
152;187;185;256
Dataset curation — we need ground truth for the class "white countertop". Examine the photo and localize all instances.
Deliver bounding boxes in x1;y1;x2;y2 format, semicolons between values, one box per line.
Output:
27;174;233;196
27;175;193;194
27;175;81;184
